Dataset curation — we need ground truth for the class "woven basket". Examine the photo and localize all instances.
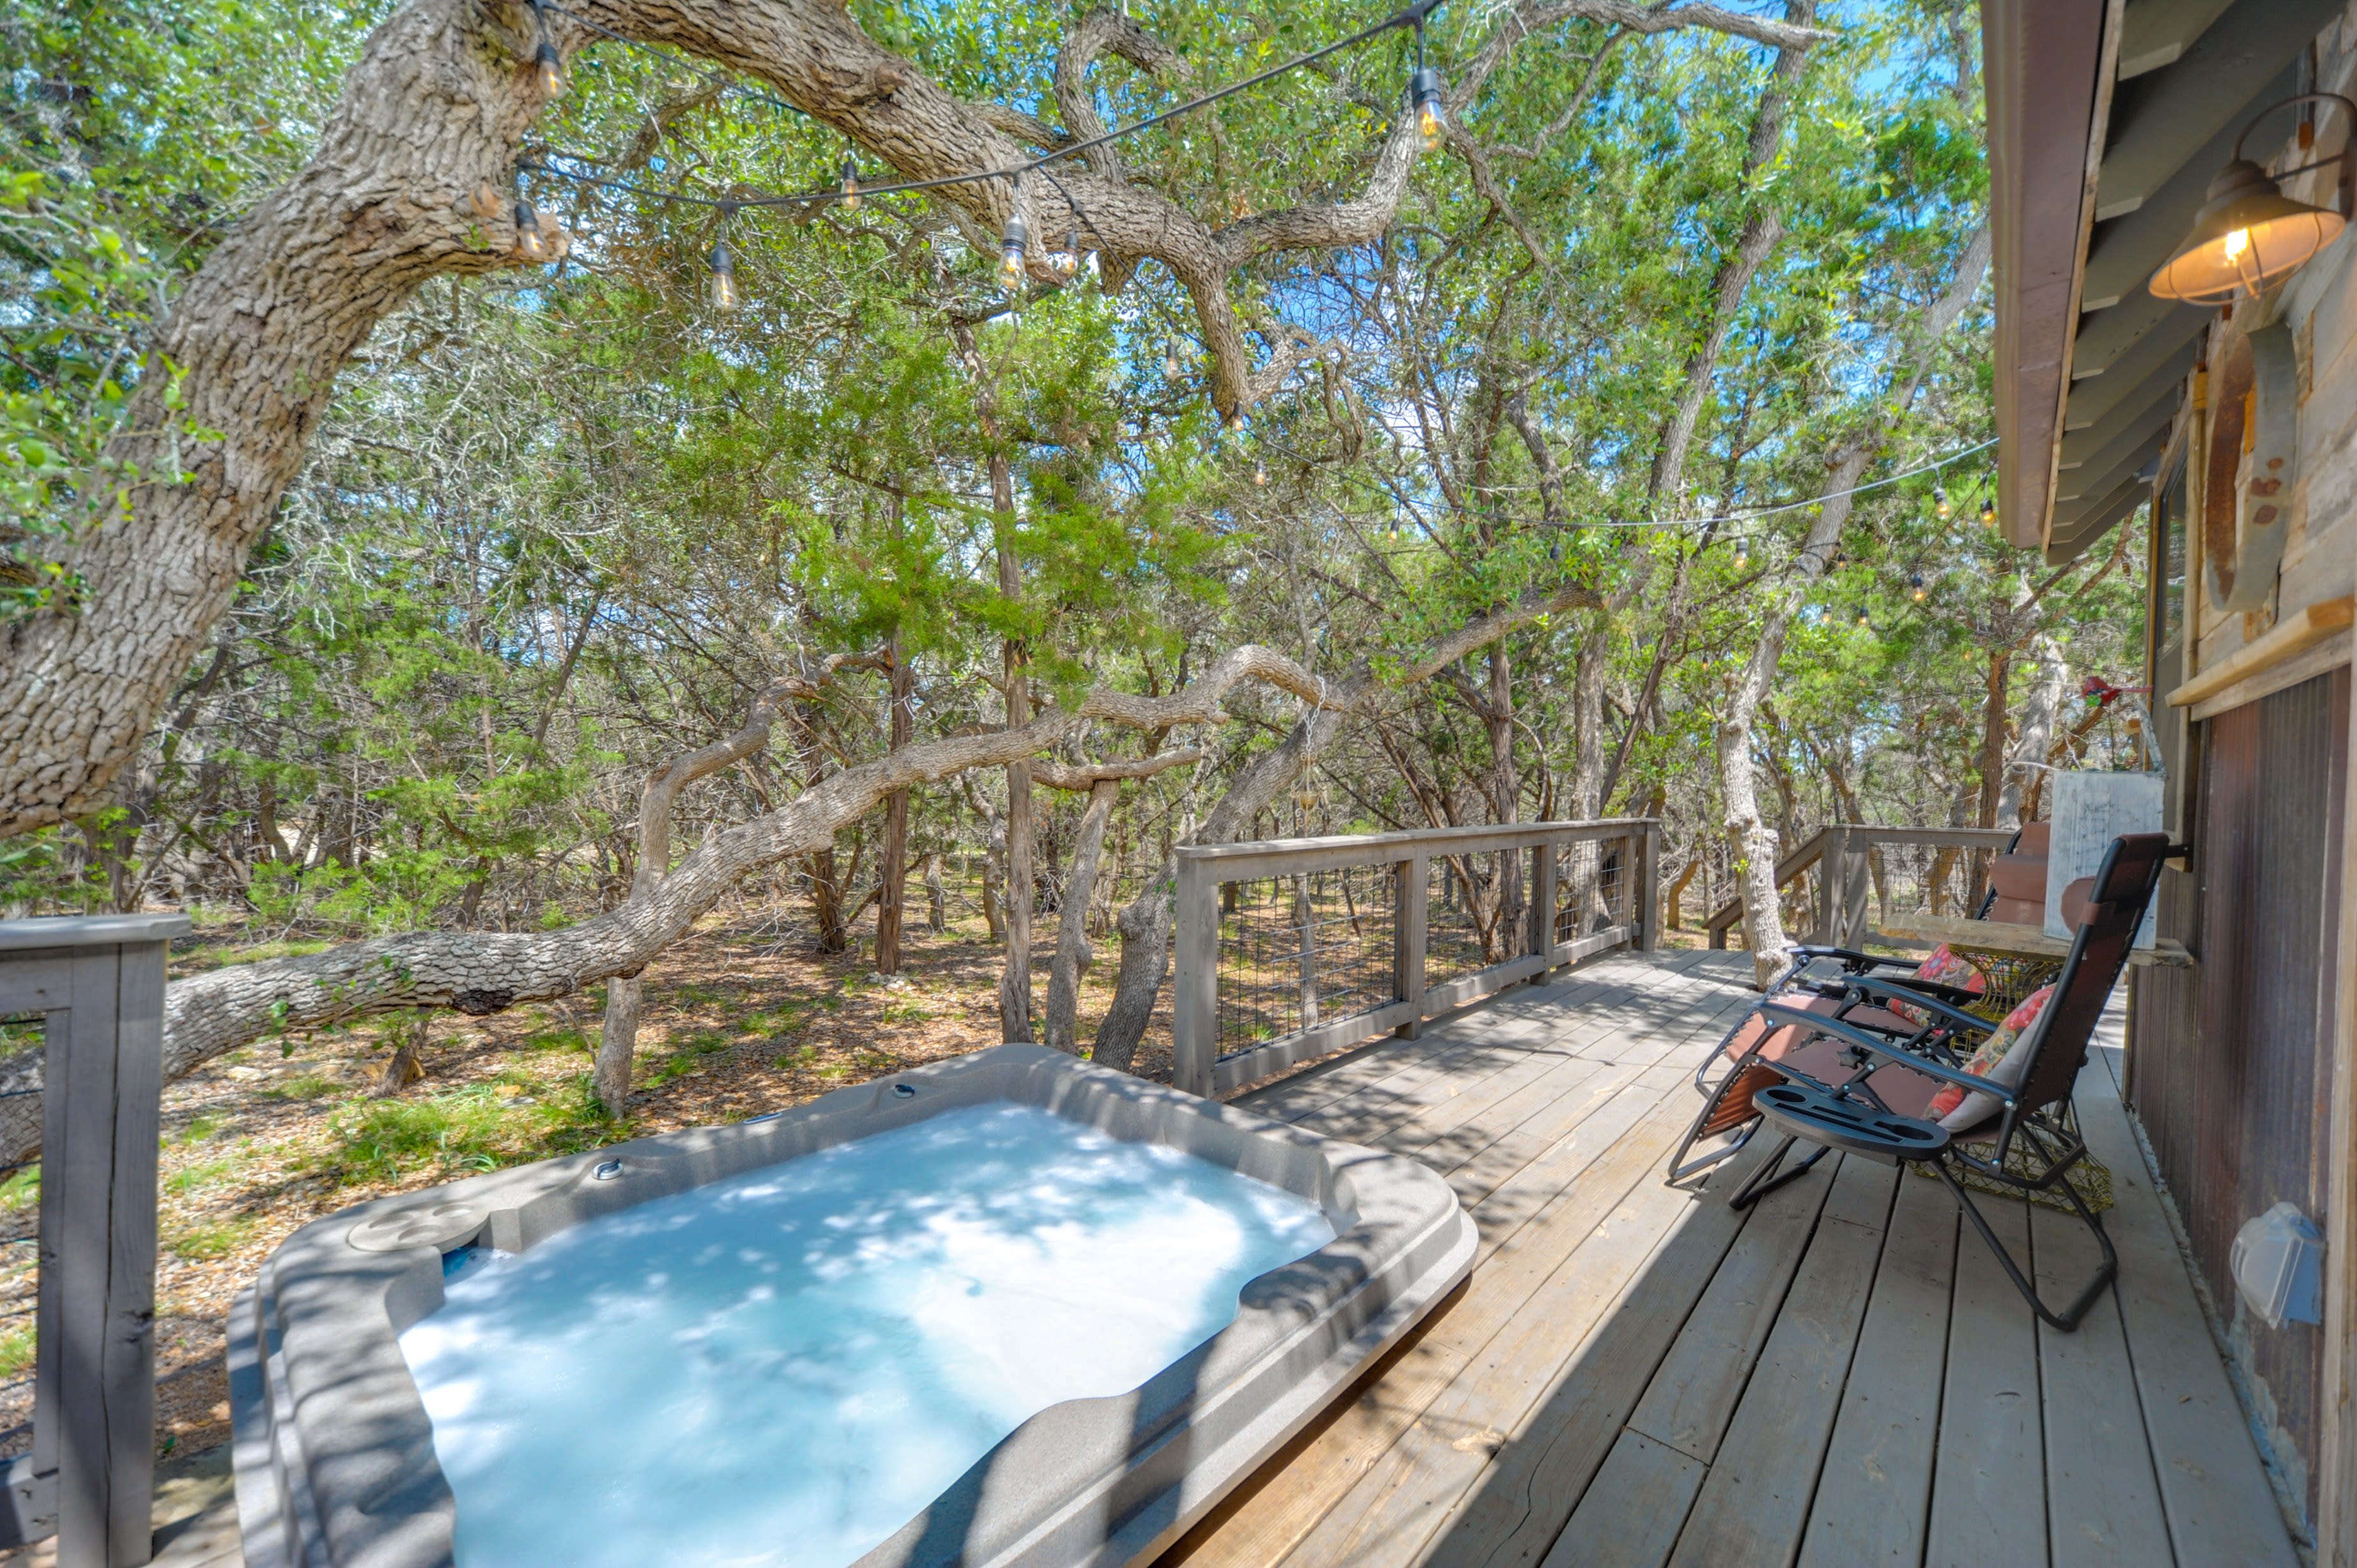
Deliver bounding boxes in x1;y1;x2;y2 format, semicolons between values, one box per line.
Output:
1911;1107;2114;1215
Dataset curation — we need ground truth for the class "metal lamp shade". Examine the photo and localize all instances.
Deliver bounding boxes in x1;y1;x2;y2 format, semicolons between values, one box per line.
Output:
2150;158;2345;304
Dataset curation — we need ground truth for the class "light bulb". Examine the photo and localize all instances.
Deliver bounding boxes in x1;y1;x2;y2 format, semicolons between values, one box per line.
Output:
1980;499;1997;528
840;156;860;211
1933;485;1950;519
1409;66;1446;153
513;200;546;262
998;211;1028;291
1051;234;1079;279
1225;409;1246;433
707;241;738;312
1733;547;1748;570
534;40;565;98
1855;609;1871;627
1910;574;1927;602
1254;459;1268;486
1164;342;1183;379
2223;227;2251;261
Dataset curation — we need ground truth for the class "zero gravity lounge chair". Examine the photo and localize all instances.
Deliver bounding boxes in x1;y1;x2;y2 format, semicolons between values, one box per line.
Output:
1663;823;2049;1184
1716;832;2170;1330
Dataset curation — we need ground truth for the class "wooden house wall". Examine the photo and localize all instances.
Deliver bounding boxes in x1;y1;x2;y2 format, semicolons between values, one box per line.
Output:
2130;667;2347;1514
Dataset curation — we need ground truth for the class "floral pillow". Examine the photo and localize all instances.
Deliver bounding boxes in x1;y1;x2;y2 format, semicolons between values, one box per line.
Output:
1886;944;1986;1027
1927;984;2054;1131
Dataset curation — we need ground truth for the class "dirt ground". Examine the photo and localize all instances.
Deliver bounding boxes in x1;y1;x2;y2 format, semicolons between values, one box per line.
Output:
0;896;1171;1466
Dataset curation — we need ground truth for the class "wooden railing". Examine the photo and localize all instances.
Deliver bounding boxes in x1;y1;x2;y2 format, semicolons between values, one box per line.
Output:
1171;819;1660;1098
1704;824;2017;950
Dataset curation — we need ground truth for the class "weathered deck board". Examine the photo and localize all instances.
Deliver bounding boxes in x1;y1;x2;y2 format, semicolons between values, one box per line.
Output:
1665;1158;1894;1566
1157;950;2302;1568
1797;1170;1958;1567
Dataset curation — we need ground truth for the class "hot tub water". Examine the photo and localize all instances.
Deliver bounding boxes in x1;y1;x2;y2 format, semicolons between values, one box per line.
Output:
397;1102;1337;1568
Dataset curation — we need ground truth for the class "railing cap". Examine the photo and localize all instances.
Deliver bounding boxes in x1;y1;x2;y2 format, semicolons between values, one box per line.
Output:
0;913;193;952
1176;818;1661;863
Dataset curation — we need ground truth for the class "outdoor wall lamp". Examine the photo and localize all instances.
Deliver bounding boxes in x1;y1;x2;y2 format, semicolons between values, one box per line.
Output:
2150;93;2355;305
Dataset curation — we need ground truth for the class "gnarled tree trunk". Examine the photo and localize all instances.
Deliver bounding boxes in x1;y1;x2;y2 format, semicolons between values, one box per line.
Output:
1044;780;1118;1054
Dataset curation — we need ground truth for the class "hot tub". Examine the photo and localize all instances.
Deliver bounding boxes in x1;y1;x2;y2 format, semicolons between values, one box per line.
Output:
228;1043;1475;1568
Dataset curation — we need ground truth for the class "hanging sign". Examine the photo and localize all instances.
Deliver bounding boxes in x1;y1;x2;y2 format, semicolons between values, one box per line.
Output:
2044;771;2164;948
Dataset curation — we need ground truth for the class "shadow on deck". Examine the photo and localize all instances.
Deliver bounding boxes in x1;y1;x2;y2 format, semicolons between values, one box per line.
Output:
1158;947;2301;1568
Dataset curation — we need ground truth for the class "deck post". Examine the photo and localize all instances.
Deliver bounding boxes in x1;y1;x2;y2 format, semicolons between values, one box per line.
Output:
1529;838;1558;978
1394;855;1427;1039
1817;826;1848;947
0;913;187;1568
1637;820;1661;952
1171;855;1219;1098
1840;833;1872;947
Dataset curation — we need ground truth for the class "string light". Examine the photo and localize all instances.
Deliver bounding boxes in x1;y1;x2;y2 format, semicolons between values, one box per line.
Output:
839;155;861;211
1980;497;1997;528
998;208;1028;291
1933;484;1951;519
1910;573;1927;602
1855;608;1871;628
513;198;548;262
522;0;1457;260
1733;544;1749;570
1254;457;1269;486
1164;341;1185;379
1225;409;1246;433
529;0;565;97
707;203;739;311
1412;67;1446;149
1409;14;1446;152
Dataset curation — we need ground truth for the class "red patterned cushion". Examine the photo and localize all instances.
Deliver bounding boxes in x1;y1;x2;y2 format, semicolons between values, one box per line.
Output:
1886;945;1985;1027
1927;984;2053;1129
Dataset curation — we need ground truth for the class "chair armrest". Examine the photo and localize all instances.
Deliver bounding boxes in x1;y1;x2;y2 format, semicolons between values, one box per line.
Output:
1793;945;1918;973
1841;976;1999;1035
1756;1004;2011;1101
1877;977;1982;1006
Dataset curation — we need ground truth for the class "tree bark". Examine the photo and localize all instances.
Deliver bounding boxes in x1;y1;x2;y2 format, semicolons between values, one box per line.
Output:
923;851;946;933
874;642;915;972
1996;634;2068;827
1044;778;1118;1054
991;453;1035;1042
1717;225;1991;985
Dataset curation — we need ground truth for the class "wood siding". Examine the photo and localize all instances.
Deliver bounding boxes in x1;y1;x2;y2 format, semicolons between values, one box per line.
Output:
2129;665;2349;1518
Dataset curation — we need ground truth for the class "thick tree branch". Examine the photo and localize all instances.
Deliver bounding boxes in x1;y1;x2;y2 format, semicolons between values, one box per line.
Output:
1032;748;1203;791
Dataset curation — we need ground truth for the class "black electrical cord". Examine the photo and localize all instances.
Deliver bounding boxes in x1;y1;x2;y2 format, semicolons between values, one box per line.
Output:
525;0;1447;215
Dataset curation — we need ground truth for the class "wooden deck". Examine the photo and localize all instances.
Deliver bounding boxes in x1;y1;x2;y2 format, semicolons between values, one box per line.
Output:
1159;947;2303;1568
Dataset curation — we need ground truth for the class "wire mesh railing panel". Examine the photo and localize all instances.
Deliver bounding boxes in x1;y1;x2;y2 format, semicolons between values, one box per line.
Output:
1427;850;1524;986
1853;839;2003;927
1214;863;1397;1057
1554;835;1632;947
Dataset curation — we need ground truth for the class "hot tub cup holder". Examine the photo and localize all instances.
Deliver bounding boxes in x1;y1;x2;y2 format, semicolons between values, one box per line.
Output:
346;1200;485;1254
893;1082;917;1099
592;1158;624;1182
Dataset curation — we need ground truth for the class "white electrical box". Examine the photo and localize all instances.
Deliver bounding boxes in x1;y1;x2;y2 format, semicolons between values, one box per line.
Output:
2231;1201;2324;1331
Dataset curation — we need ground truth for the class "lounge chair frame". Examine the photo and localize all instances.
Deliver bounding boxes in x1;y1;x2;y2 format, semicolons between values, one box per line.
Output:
1718;833;2171;1332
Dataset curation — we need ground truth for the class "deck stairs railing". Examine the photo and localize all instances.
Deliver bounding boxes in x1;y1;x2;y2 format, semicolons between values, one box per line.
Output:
1703;823;2017;950
1171;819;1660;1098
